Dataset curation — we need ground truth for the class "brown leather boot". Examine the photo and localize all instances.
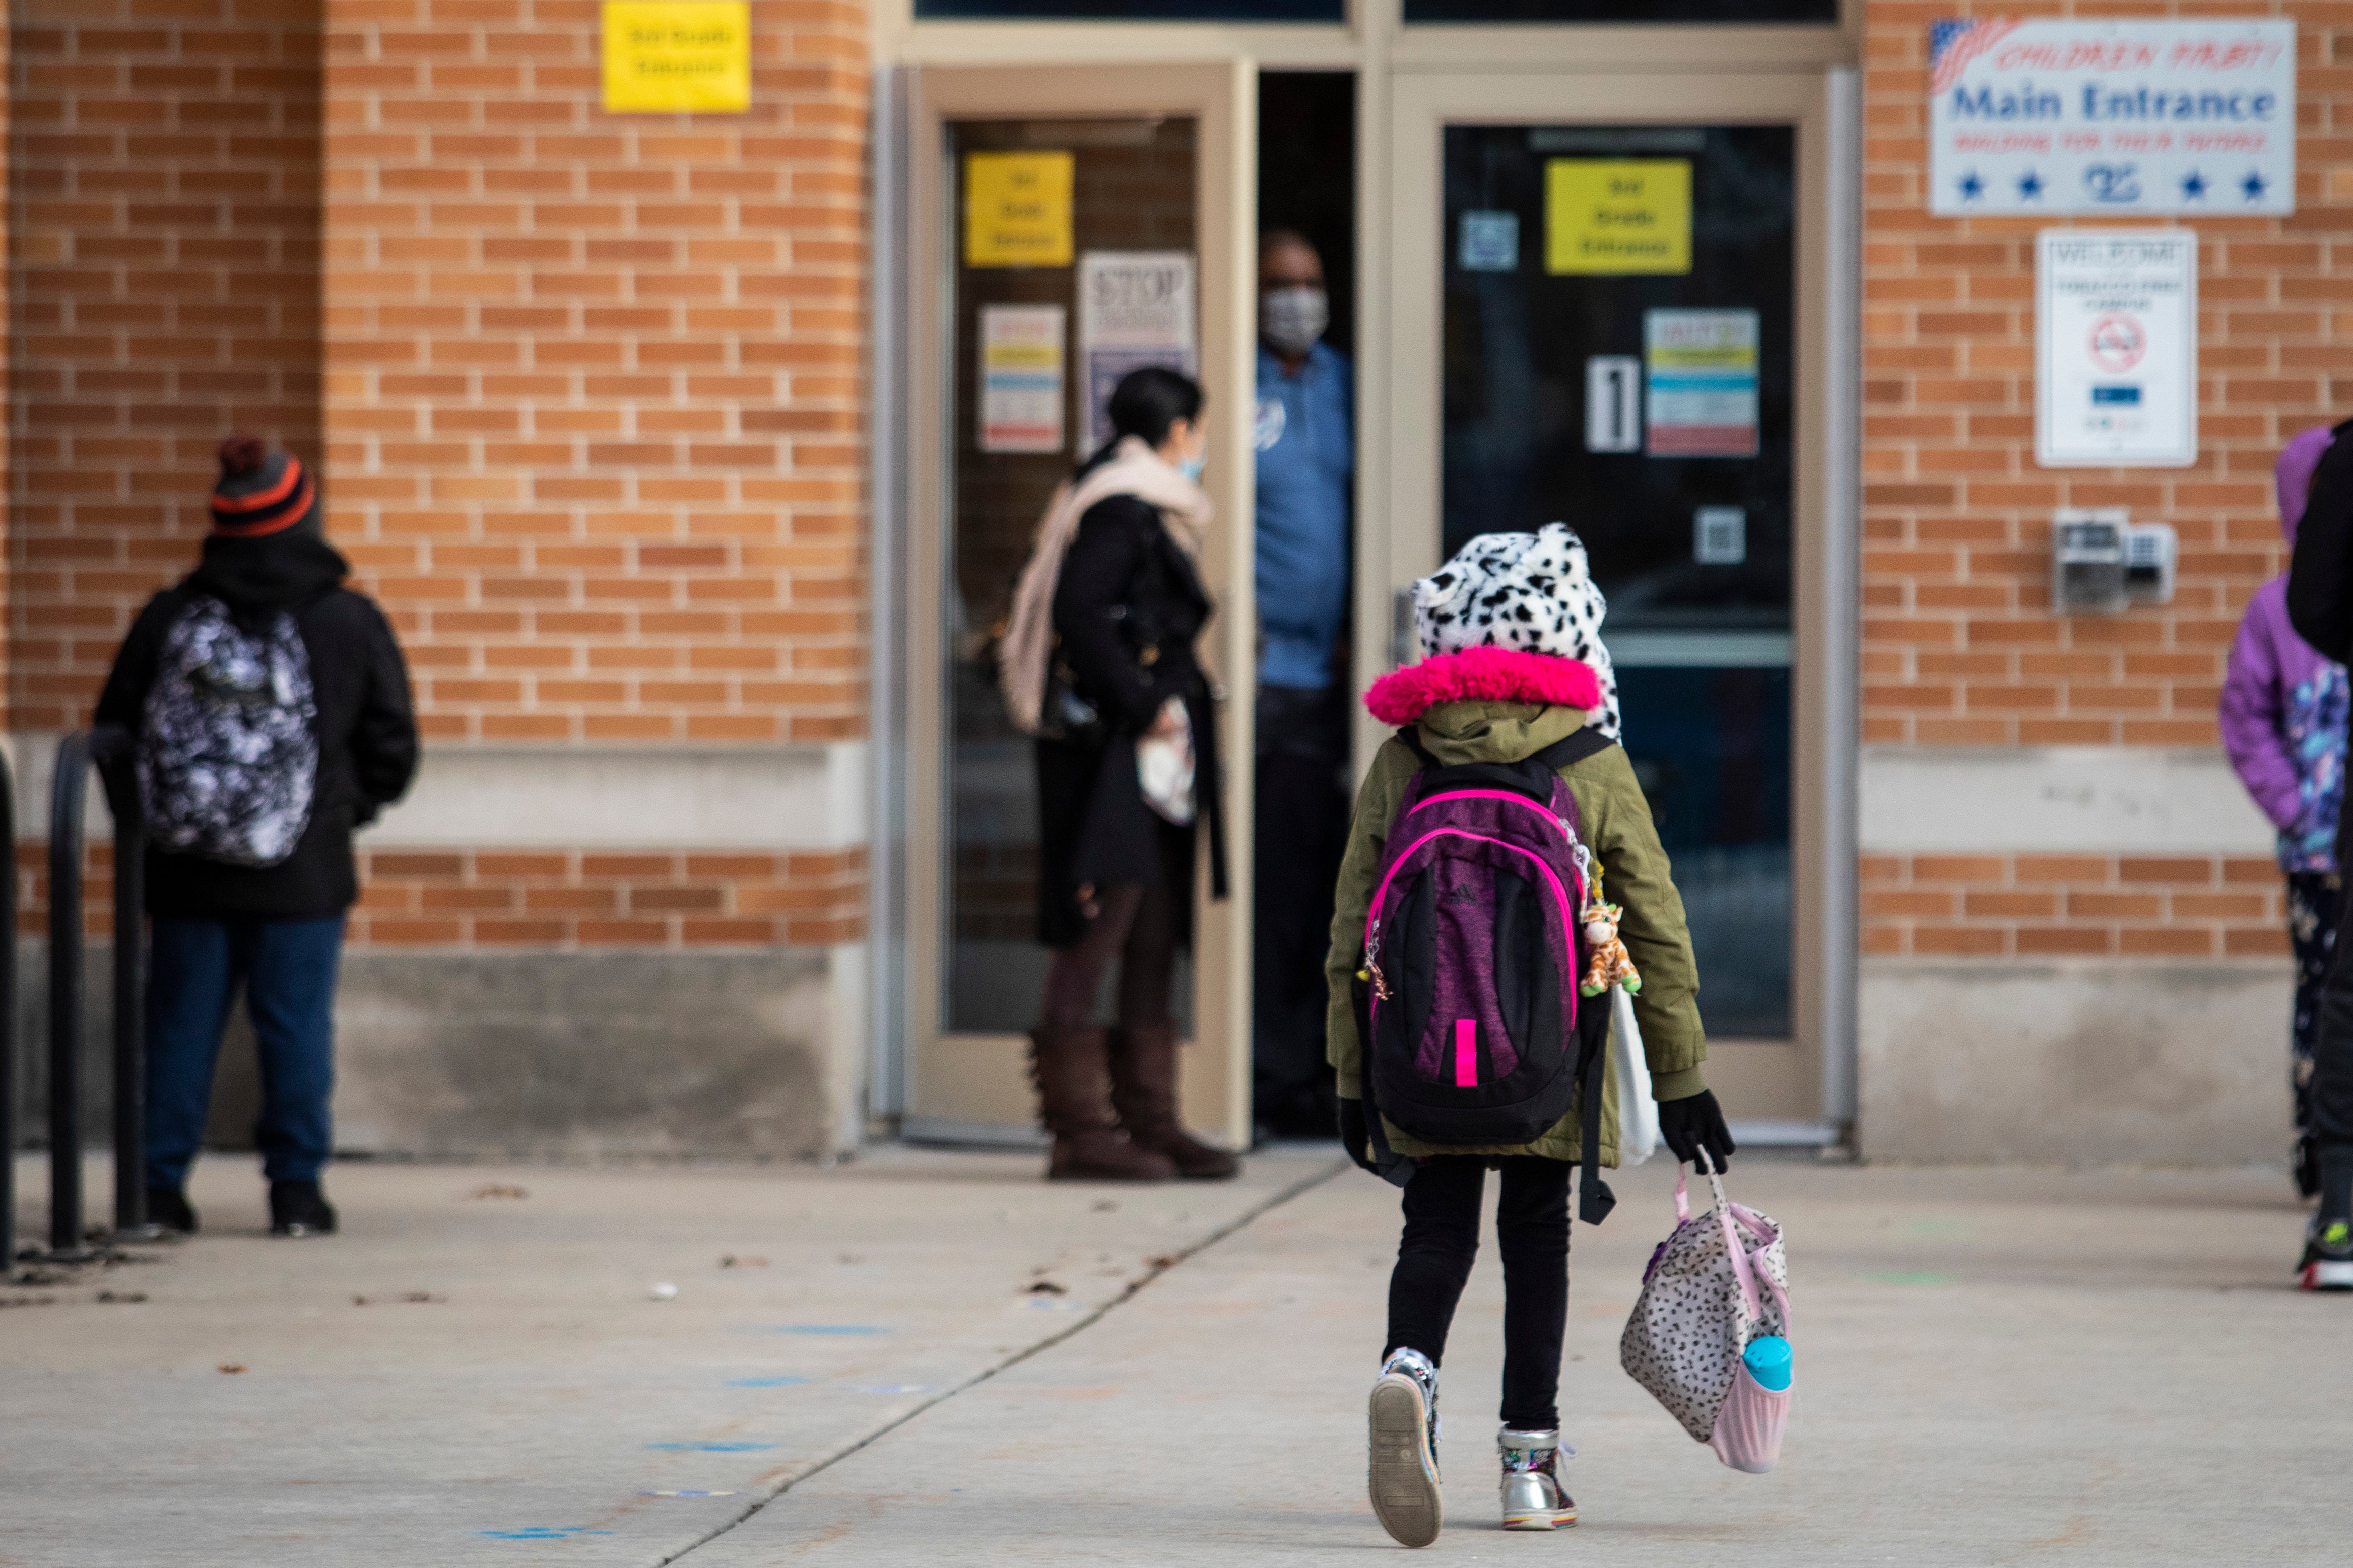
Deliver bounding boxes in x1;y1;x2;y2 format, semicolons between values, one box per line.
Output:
1109;1022;1241;1180
1030;1025;1176;1182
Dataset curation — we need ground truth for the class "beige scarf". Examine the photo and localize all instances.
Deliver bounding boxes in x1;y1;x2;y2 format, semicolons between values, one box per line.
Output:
998;436;1213;735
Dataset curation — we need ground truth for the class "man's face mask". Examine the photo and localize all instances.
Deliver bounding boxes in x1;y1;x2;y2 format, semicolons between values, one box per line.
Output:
1260;285;1329;356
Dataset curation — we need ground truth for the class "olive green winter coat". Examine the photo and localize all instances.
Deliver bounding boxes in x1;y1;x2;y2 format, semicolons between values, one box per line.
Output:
1324;699;1709;1166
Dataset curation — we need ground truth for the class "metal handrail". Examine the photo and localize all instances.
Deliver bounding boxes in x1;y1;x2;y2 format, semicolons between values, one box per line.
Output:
42;727;145;1259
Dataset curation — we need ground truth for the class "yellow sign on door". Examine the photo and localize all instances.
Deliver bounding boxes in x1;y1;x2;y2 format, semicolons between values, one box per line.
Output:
602;2;751;114
965;152;1075;269
1545;160;1691;275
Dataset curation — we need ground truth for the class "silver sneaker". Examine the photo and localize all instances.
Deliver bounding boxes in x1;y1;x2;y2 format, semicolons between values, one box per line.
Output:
1499;1426;1575;1530
1368;1348;1443;1547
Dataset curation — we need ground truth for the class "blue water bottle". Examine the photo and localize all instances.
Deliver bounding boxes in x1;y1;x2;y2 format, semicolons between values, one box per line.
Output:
1742;1335;1792;1391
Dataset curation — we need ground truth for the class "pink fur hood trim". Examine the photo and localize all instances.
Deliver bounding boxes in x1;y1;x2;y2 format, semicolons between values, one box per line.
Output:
1362;647;1603;725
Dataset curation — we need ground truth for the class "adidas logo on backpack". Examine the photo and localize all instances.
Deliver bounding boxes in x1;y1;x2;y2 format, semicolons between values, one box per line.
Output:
1352;726;1619;1222
138;596;319;867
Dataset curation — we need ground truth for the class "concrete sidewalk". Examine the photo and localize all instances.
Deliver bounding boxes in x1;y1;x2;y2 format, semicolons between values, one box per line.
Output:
5;1148;2344;1565
1;1146;1334;1566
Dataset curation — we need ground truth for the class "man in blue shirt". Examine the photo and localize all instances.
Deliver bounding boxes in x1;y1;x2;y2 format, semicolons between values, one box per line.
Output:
1253;230;1354;1137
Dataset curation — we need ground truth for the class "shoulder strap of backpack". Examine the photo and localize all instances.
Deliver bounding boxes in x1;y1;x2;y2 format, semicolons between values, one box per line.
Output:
1530;724;1615;772
1395;726;1436;768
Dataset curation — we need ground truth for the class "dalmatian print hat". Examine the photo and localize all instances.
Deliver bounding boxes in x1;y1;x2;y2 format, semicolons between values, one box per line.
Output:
1411;522;1620;740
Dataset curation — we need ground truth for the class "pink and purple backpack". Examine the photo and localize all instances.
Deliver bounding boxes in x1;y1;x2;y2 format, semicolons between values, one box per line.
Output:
1351;726;1619;1222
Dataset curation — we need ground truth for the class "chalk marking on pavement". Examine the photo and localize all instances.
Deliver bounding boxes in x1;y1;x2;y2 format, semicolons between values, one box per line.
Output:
482;1526;616;1540
656;1156;1348;1565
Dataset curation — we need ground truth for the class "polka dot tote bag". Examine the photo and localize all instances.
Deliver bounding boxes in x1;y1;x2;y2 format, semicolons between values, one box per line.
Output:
1618;1152;1793;1472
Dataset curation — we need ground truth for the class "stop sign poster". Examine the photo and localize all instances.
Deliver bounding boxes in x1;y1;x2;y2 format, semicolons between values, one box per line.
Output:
2036;230;2196;467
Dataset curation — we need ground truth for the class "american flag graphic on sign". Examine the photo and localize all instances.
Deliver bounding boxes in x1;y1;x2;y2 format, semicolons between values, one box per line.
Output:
1929;18;2022;95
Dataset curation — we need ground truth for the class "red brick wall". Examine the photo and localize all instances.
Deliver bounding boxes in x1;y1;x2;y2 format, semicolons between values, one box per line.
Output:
5;3;873;953
1862;0;2344;958
9;0;322;731
321;0;869;747
1861;851;2287;959
353;844;866;947
26;844;868;946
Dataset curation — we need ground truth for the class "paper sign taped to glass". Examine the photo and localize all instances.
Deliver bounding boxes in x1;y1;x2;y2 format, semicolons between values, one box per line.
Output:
1546;160;1691;275
1077;251;1197;454
966;153;1075;268
1644;309;1759;458
979;305;1066;454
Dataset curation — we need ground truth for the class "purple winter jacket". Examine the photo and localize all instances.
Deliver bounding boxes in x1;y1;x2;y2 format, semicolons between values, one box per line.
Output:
2221;425;2349;873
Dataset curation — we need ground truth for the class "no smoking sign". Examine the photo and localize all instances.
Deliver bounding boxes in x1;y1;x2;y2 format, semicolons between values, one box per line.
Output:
2088;314;2146;375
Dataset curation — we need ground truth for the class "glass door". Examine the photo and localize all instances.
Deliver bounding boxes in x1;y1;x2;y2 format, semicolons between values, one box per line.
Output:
902;65;1257;1145
1442;121;1796;1037
1390;72;1837;1125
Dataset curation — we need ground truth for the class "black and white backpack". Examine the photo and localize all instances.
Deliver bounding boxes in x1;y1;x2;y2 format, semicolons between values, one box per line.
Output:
138;596;319;866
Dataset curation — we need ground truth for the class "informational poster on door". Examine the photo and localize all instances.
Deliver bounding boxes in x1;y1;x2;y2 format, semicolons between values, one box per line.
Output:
965;153;1075;268
978;305;1066;454
601;2;751;114
1928;18;2295;216
1545;160;1691;275
1643;310;1758;457
1076;251;1196;454
2036;231;2196;467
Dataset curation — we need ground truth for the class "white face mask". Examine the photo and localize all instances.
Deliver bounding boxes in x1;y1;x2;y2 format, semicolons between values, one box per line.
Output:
1260;285;1329;356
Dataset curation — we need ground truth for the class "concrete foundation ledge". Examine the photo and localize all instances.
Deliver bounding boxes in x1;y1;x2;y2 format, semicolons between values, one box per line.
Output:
1859;958;2295;1168
11;946;856;1163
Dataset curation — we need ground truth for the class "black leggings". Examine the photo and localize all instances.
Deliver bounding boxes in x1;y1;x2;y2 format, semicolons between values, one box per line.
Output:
1385;1156;1572;1431
1040;882;1178;1029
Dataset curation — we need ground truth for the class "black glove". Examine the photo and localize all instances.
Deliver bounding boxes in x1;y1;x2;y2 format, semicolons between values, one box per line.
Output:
1657;1089;1736;1172
1338;1098;1380;1174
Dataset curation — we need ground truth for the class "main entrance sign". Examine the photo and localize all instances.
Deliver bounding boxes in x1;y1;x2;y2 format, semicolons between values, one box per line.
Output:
1928;18;2294;217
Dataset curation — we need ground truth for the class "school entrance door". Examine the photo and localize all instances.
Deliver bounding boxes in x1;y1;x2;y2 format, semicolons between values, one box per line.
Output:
895;66;1258;1148
1385;71;1853;1134
868;20;1861;1150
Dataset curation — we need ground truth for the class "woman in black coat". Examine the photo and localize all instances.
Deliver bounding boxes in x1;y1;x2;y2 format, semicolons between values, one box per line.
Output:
1027;369;1235;1182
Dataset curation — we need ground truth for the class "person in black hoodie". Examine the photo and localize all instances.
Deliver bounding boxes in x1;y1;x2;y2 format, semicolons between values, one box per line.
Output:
96;437;417;1238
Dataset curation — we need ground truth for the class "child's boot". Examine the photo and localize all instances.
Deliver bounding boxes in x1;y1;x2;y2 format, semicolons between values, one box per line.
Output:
1498;1427;1575;1530
1368;1347;1443;1548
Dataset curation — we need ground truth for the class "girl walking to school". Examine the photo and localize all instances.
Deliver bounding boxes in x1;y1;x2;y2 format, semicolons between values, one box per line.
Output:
1326;525;1737;1543
2221;425;2349;1227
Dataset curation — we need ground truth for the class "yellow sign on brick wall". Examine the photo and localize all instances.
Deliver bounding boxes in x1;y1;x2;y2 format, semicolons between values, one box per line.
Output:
965;152;1075;269
602;2;751;114
1545;159;1691;275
